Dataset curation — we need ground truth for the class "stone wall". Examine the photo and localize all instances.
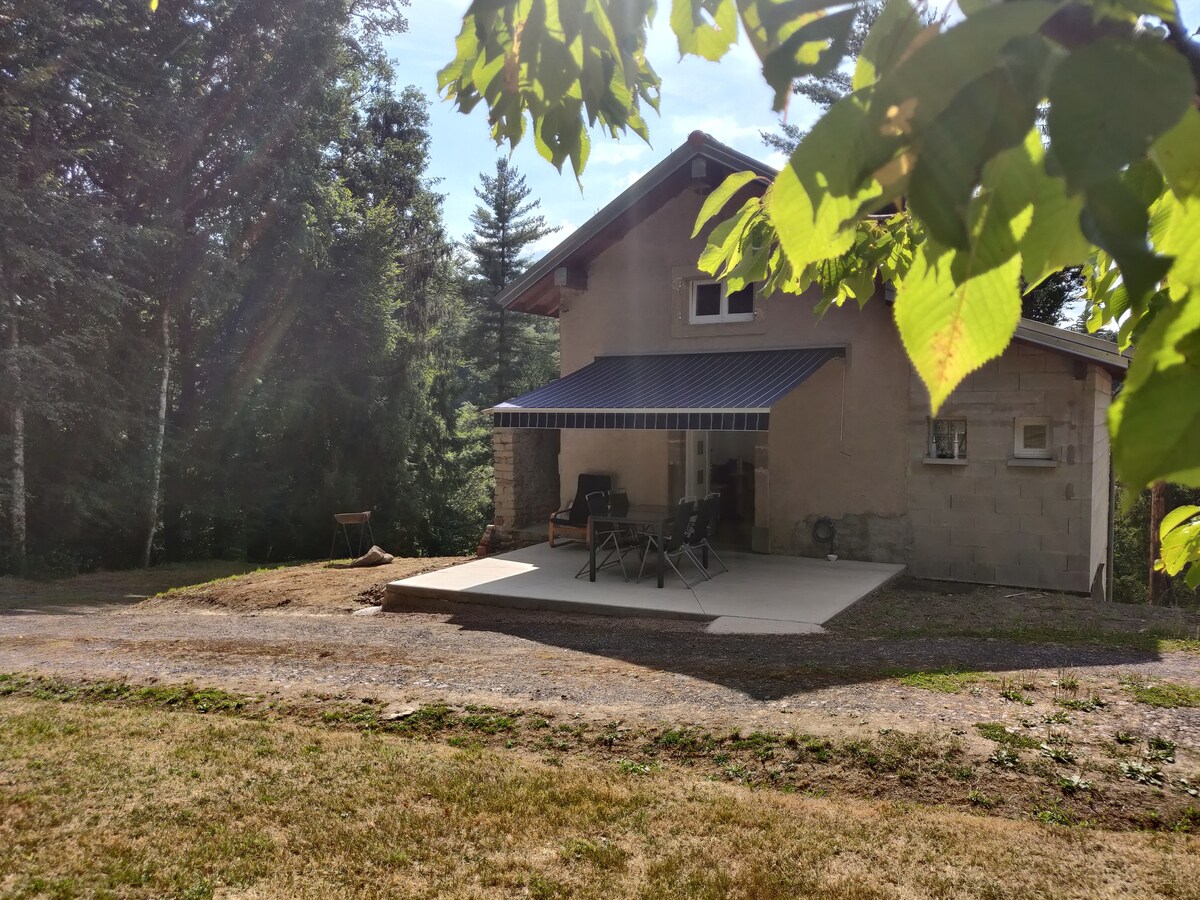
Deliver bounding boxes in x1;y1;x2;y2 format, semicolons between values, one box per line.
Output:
906;342;1104;592
493;428;560;538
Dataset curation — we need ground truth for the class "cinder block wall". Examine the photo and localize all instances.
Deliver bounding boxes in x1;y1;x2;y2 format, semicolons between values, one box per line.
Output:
906;342;1106;592
493;428;560;537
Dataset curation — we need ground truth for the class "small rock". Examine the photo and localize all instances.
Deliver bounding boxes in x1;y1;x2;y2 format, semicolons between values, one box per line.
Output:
380;703;420;721
352;605;383;617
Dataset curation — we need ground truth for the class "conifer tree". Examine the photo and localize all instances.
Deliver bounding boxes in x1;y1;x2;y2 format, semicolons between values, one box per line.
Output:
463;159;558;406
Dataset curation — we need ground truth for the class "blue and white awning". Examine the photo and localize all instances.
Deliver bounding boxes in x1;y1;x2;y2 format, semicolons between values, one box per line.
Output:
491;347;843;431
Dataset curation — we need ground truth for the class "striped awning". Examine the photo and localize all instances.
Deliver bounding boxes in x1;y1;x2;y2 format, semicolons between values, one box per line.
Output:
491;347;843;431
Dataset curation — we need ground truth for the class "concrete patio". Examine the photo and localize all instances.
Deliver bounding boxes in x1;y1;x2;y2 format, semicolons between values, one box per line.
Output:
384;542;905;633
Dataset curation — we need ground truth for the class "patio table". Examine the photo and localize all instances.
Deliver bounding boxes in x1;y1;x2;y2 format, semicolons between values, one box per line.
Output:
588;504;673;588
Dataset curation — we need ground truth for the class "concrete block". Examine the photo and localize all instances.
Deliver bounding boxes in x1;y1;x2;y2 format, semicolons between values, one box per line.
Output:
909;558;951;580
973;543;1023;567
1067;515;1094;537
1067;553;1093;573
980;476;1024;497
994;565;1039;588
977;373;1021;392
1040;529;1084;555
928;509;976;530
1019;372;1073;391
1022;549;1068;571
1019;479;1071;500
996;496;1042;516
996;390;1046;406
908;490;951;510
1019;513;1070;535
1042;498;1086;521
951;528;1006;549
950;494;995;513
999;353;1046;374
977;512;1021;532
954;391;999;404
951;560;996;583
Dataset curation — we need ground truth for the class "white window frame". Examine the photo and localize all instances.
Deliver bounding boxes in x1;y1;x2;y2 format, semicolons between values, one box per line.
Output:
1013;416;1053;460
689;280;755;324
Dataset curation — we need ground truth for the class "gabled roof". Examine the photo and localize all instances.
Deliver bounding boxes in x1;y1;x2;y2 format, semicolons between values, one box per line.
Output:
498;131;774;316
502;132;1131;375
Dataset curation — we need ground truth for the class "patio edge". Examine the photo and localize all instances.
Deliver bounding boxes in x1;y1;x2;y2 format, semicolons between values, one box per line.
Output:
383;582;716;622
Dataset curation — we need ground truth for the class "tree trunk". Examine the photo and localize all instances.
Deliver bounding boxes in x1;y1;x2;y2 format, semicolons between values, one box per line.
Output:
1148;480;1169;605
142;302;171;568
6;308;26;576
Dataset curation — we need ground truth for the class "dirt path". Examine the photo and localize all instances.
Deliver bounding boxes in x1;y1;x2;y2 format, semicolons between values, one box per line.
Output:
1;602;1197;751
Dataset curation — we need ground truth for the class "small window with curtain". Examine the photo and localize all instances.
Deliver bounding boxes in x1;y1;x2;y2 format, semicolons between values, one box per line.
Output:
929;418;967;460
690;280;755;324
1014;416;1053;459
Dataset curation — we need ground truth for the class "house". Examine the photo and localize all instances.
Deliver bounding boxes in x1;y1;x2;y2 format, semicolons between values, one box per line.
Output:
488;132;1128;596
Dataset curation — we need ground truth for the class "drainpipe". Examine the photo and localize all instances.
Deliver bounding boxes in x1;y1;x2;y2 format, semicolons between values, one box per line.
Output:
1106;450;1115;603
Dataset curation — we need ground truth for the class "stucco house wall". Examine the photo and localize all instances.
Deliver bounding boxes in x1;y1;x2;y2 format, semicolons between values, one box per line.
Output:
509;144;1118;595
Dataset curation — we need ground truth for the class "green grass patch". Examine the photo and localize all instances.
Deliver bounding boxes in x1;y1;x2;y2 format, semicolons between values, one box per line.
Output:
1120;676;1200;709
975;723;1040;749
897;670;986;693
154;563;290;598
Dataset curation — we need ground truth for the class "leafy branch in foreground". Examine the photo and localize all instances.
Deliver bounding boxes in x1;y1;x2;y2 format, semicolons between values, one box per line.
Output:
442;0;1200;577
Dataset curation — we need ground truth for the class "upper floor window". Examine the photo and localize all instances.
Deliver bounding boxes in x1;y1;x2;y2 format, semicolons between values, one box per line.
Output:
690;280;755;324
1014;417;1053;459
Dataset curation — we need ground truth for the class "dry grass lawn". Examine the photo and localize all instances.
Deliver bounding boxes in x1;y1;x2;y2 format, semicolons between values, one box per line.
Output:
2;696;1199;900
141;557;468;614
0;561;260;612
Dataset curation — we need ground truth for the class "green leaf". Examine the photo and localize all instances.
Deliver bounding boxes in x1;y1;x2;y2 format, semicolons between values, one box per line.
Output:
894;142;1031;411
1151;108;1200;198
906;38;1048;249
1082;173;1172;311
761;10;857;112
852;0;929;91
1159;505;1200;583
872;1;1061;134
1047;36;1194;192
697;197;760;276
1017;166;1090;286
895;238;1022;413
767;89;894;273
671;0;740;61
1157;191;1200;290
1110;290;1200;488
693;170;760;238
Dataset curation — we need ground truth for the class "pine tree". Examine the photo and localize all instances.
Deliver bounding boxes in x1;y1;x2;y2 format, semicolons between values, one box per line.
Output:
762;1;890;155
463;159;558;406
1021;268;1084;327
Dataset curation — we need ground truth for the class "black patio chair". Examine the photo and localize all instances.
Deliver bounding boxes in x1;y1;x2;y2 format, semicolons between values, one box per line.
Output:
684;492;729;579
549;473;612;547
637;497;705;587
575;491;635;580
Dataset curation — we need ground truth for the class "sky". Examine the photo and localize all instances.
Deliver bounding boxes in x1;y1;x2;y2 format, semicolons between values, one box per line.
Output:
383;1;813;254
385;1;1200;255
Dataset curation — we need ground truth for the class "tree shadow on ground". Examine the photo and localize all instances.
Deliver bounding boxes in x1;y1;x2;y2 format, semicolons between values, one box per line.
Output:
401;596;1170;702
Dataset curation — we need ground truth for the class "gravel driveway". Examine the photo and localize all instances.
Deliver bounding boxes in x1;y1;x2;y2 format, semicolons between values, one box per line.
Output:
1;601;1198;749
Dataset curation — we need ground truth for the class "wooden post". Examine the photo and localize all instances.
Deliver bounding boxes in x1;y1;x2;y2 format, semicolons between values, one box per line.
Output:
1148;481;1169;605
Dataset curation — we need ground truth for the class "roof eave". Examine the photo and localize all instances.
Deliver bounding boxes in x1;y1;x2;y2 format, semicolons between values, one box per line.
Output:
1013;319;1130;376
496;133;775;314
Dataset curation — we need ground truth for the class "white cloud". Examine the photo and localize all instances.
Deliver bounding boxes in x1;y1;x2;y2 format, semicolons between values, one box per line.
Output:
529;218;576;257
587;141;651;166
